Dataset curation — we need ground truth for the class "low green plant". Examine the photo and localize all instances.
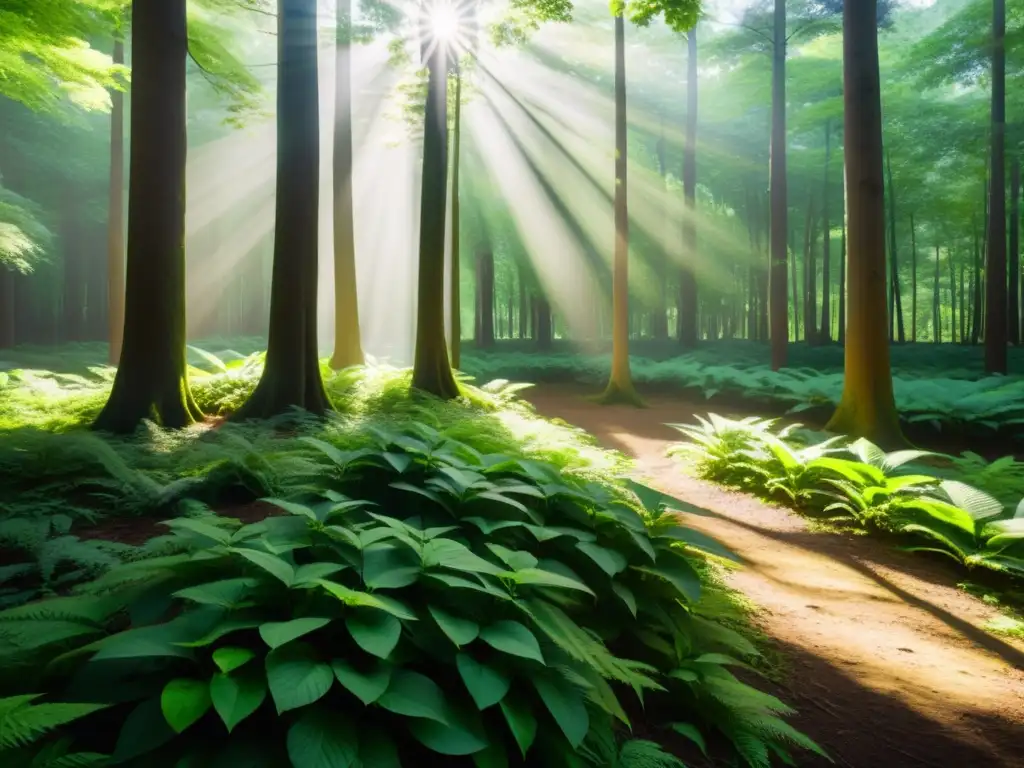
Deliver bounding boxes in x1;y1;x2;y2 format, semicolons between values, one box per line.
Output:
0;426;823;767
670;414;1024;582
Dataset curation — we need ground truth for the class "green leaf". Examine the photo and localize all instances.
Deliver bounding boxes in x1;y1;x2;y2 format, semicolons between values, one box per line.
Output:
212;646;256;674
504;568;595;595
423;539;506;575
532;675;588;749
486;544;538;571
456;653;511;709
429;605;480;647
670;722;708;756
427;572;511;599
331;658;392;705
362;542;422;589
473;743;511;768
173;578;260;608
654;526;741;563
316;580;417;620
164;517;233;545
479;621;544;664
635;558;702;603
161;679;212;734
112;698;175;763
346;610;402;659
377;670;451;725
293;563;348;585
260;617;332;650
210;670;267;732
408;713;489;756
499;694;537;758
265;642;334;714
383;452;414;474
231;548;295;587
465;517;525;535
575;542;627;576
286;707;358;768
264;498;319;521
524;525;596;543
611;582;636;616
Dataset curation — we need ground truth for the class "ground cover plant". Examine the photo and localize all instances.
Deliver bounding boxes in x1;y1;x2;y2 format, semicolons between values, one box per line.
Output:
668;414;1024;585
0;359;825;767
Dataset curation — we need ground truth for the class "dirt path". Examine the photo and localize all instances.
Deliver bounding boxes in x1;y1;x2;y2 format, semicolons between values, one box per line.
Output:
524;384;1024;768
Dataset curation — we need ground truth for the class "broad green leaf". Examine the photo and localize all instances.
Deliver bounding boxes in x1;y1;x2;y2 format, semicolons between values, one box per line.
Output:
940;480;1004;522
652;525;741;563
112;698;176;763
161;679;211;734
231;548;295;587
346;610;402;659
286;707;358;768
429;605;480;646
669;669;698;682
502;568;595;595
408;713;489;756
163;517;233;545
473;743;511;768
670;722;707;756
524;525;596;543
479;621;544;664
465;517;525;534
265;642;334;713
377;671;450;725
212;646;256;674
316;580;417;620
383;452;414;474
263;498;318;521
486;544;538;571
635;559;702;603
575;542;627;576
423;539;506;575
259;617;332;650
427;572;512;599
362;543;421;589
293;563;348;585
499;694;537;758
176;618;262;648
331;658;392;705
456;653;511;709
611;582;637;616
173;578;259;609
532;675;588;749
210;670;267;732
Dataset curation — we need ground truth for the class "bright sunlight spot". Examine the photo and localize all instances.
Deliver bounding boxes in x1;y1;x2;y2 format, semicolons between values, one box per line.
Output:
429;3;460;42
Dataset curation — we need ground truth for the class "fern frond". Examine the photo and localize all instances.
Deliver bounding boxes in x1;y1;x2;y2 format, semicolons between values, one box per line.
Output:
0;695;107;750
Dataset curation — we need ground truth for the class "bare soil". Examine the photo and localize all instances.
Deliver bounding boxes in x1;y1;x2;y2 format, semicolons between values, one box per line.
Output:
524;383;1024;768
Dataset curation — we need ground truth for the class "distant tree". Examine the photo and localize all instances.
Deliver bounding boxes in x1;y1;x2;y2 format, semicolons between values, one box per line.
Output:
984;0;1007;374
236;0;331;418
825;0;905;447
93;0;202;432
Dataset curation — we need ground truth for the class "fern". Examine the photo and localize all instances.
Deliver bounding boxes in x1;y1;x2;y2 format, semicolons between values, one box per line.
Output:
0;695;107;751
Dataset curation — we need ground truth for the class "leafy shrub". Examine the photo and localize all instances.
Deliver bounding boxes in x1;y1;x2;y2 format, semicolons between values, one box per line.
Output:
0;426;822;767
671;415;1024;581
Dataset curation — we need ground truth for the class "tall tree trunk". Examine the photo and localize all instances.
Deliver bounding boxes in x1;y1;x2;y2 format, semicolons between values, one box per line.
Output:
652;129;669;339
803;196;815;343
769;0;788;367
910;211;917;342
885;151;905;343
820;120;832;343
329;0;364;370
475;246;494;347
933;244;941;343
949;248;957;343
838;223;846;344
959;258;966;343
600;13;639;404
678;26;699;349
0;268;14;348
826;0;905;447
93;0;201;433
972;217;982;343
1009;157;1020;344
411;4;459;398
986;0;1007;373
790;218;800;340
107;35;125;363
449;68;463;368
236;0;330;419
535;293;552;350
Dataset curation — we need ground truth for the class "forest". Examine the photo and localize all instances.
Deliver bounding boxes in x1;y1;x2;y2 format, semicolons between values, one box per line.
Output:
0;0;1022;766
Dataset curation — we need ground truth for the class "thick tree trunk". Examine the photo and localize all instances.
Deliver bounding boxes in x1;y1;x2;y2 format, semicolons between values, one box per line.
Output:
825;0;905;447
450;69;463;368
985;0;1007;372
411;7;459;398
329;1;364;370
107;36;125;363
769;0;787;367
93;0;201;433
678;27;699;349
910;211;917;342
235;0;331;419
820;120;831;343
600;13;640;404
1011;158;1021;344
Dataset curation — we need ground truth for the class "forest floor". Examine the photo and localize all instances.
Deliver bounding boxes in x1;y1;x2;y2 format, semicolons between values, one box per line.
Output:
523;383;1024;768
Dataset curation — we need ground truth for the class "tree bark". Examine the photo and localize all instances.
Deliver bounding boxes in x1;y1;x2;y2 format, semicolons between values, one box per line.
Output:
600;12;640;404
985;0;1007;372
820;120;831;343
107;35;125;364
449;68;463;368
910;211;917;342
93;0;201;433
329;0;364;370
933;244;942;343
535;293;552;350
790;217;800;341
235;0;331;420
803;196;816;343
885;150;905;343
825;0;905;448
769;0;788;367
475;246;494;347
411;3;459;398
678;26;699;349
1009;157;1020;344
949;247;957;343
838;223;846;344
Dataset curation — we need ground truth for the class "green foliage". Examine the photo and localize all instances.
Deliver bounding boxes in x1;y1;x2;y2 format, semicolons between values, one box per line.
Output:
0;186;51;273
671;414;1024;583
